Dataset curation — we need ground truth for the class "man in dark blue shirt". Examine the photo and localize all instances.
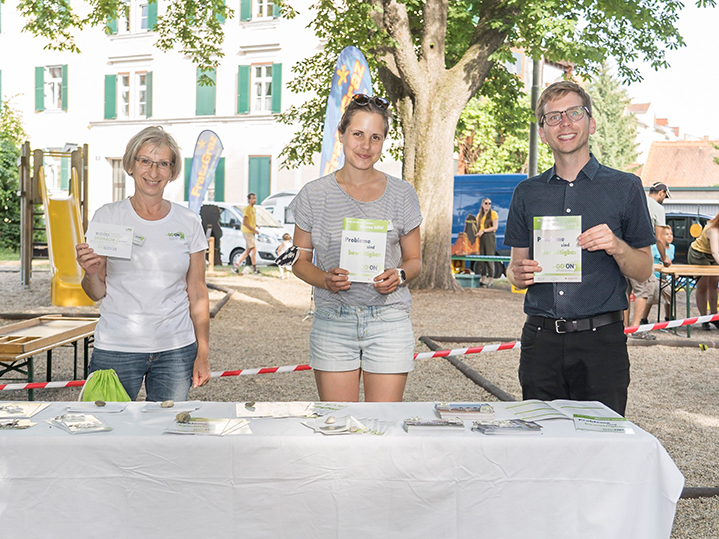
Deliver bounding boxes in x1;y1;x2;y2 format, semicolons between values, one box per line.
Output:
505;81;655;415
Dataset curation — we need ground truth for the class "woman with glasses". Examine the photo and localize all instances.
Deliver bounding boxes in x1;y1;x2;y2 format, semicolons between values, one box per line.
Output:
477;198;499;287
75;126;210;401
289;94;423;402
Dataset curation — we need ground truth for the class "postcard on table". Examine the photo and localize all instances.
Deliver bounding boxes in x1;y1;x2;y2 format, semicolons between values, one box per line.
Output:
86;222;134;259
338;218;388;283
533;215;582;283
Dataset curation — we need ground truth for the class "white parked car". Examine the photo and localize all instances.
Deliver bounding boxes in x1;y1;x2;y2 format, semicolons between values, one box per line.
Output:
201;202;286;267
260;190;297;238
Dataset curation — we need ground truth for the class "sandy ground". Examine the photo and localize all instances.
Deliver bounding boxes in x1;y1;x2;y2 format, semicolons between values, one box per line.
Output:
1;262;717;537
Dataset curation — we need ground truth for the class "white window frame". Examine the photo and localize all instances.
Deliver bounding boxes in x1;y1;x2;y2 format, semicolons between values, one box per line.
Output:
252;64;273;113
116;70;148;120
44;66;63;111
255;0;275;19
118;73;131;119
115;0;150;34
135;72;148;118
137;1;149;31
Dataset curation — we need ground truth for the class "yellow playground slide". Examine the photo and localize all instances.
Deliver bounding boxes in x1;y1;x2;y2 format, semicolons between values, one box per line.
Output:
38;167;95;306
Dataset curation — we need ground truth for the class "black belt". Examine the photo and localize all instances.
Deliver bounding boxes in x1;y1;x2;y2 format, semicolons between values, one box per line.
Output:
526;311;623;334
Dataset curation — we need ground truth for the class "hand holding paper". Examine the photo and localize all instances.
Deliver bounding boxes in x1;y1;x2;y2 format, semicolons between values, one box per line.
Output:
325;267;351;292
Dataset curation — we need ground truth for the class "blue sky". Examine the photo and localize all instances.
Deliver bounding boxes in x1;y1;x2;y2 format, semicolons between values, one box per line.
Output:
626;2;719;140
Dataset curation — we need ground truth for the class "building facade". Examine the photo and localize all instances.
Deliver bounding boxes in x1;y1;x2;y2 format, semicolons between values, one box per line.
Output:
1;0;402;215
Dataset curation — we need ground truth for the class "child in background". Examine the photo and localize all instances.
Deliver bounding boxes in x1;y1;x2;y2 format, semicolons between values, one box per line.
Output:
641;226;675;324
276;233;293;279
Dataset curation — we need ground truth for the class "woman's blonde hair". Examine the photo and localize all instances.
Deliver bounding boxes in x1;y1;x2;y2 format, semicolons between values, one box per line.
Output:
123;126;182;181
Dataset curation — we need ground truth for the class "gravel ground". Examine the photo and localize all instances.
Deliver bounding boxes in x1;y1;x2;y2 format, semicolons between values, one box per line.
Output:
1;262;717;537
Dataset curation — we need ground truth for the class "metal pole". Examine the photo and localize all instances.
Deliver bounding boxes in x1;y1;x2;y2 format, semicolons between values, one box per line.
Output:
528;59;543;178
19;142;32;288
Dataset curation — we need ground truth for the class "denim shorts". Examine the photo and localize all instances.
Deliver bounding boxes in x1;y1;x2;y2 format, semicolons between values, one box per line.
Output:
88;342;197;402
309;305;415;374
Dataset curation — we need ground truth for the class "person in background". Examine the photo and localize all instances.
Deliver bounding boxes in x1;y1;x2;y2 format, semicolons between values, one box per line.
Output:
687;212;719;330
477;198;499;287
232;192;261;275
641;226;674;324
626;181;671;333
75;126;210;401
276;233;293;279
289;93;422;403
506;81;654;416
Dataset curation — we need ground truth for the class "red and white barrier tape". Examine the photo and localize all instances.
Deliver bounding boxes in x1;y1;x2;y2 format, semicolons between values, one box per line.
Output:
3;313;718;392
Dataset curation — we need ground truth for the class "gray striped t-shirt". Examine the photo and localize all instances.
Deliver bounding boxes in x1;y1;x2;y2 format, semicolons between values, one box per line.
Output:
289;172;422;312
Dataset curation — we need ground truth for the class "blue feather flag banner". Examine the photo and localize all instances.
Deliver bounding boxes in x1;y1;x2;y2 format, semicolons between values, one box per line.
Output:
188;130;224;214
319;47;373;176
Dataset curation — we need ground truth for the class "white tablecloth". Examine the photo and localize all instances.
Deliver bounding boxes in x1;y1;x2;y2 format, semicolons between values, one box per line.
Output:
0;401;684;539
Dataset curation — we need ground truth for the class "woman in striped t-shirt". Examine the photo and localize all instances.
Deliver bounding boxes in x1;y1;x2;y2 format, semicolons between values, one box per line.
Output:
289;94;423;402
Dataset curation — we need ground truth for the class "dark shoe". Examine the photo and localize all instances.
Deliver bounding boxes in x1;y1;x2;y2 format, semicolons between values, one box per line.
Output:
252;269;261;274
231;265;239;274
639;318;649;325
712;320;719;330
702;322;712;331
629;332;656;340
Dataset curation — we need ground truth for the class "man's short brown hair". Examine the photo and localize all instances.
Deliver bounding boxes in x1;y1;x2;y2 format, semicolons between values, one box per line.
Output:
536;81;593;126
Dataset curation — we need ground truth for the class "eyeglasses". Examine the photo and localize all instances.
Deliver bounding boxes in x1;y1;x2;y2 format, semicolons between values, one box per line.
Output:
134;157;174;171
541;106;590;127
352;93;390;110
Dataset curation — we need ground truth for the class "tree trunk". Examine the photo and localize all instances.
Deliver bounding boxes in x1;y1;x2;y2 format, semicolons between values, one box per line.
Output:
371;0;515;290
402;101;464;290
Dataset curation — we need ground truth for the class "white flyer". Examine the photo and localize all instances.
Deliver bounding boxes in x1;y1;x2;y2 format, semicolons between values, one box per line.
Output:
533;216;582;283
572;414;634;434
338;218;388;283
86;222;134;259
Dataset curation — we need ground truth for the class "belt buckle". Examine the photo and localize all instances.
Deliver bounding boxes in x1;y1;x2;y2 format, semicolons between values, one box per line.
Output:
555;319;567;334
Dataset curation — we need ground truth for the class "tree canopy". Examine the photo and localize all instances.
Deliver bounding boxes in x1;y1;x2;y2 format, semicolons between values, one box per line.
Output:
10;0;717;287
587;63;639;172
455;93;554;175
0;100;28;250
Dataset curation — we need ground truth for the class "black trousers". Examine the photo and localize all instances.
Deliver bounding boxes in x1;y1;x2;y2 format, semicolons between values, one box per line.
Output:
518;320;630;415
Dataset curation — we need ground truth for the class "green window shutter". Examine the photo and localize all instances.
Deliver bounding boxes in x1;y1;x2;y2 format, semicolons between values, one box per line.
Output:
271;63;282;113
104;75;117;120
248;156;271;203
35;67;45;112
107;17;118;34
145;71;153;118
216;0;226;23
240;0;251;21
214;158;225;202
184;157;193;200
196;68;216;116
61;64;68;110
237;65;250;114
147;1;158;30
272;2;280;18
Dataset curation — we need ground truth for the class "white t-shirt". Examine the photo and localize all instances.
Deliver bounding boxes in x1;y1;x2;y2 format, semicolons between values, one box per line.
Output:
92;199;208;353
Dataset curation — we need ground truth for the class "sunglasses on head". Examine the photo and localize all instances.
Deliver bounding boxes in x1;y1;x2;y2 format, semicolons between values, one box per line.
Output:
352;93;390;110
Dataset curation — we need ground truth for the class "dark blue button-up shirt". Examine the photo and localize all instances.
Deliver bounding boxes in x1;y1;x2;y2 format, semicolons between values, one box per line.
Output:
505;155;656;319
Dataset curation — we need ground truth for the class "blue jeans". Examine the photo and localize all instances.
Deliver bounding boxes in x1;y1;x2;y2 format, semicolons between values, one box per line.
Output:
310;305;415;374
88;342;197;402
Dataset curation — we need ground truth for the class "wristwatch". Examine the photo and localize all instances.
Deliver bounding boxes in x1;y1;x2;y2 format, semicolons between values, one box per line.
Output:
395;268;407;285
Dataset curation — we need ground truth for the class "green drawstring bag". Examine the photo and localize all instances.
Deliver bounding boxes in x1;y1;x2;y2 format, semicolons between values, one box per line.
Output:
79;369;132;402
